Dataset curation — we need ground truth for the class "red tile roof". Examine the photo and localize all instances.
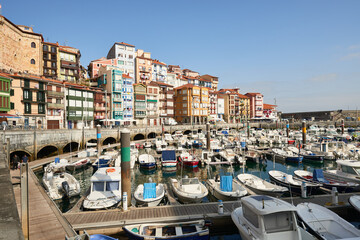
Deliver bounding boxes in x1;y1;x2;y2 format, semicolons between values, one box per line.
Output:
115;42;135;47
152;60;167;66
199;78;211;82
245;92;261;96
237;93;249;99
122;74;132;79
0;72;13;79
263;104;277;110
174;83;196;90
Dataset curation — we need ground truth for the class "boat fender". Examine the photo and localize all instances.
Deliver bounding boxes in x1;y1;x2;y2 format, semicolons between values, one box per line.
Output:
106;168;115;173
62;181;70;197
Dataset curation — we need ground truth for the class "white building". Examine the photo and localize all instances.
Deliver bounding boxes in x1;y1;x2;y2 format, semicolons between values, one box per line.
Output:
107;42;135;78
152;60;167;82
217;97;225;121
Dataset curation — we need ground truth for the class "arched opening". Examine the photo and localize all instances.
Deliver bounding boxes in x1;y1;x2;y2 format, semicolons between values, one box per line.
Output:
37;145;58;159
10;150;31;168
164;131;170;134
31;42;36;48
133;134;145;141
103;137;116;145
147;132;156;139
63;142;79;153
86;139;97;148
197;129;202;133
184;130;192;135
172;131;176;135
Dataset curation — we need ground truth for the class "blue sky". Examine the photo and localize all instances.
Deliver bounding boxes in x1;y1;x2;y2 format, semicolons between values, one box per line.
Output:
2;0;360;112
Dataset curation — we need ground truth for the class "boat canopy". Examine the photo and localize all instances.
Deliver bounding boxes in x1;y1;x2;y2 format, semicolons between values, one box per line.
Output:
143;183;156;199
313;169;328;183
162;150;176;161
220;175;233;192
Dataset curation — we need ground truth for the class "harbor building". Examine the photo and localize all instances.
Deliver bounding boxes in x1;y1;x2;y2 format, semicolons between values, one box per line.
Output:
245;92;263;119
0;15;43;76
0;73;12;114
93;89;110;125
200;74;219;91
152;59;167;82
167;65;182;75
217;95;225;121
133;83;147;126
219;88;250;123
135;49;152;84
88;57;118;79
263;104;278;120
45;79;65;129
146;82;160;126
97;65;123;121
42;42;59;79
65;83;94;129
121;74;134;121
152;81;175;124
59;46;81;83
9;73;47;128
174;84;209;124
107;42;135;78
209;90;218;121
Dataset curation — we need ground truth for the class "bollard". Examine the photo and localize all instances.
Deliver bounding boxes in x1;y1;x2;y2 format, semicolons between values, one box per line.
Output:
123;192;128;211
302;121;306;148
247;121;250;138
218;200;223;214
301;182;307;198
341;119;344;135
121;129;131;207
331;187;338;205
96;125;101;157
206;123;210;151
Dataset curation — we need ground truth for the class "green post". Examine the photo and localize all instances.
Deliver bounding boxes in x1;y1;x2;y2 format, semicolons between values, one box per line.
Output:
121;128;131;207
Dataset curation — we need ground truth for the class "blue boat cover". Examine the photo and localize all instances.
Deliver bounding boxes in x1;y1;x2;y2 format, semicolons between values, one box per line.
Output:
144;183;156;199
220;175;233;192
313;169;329;183
162;150;176;161
221;130;229;135
99;158;109;165
90;234;118;240
55;157;60;163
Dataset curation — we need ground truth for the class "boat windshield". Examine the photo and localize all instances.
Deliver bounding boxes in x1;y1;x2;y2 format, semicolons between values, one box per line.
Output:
354;167;360;176
264;211;294;233
181;178;199;185
243;204;259;228
106;181;119;191
93;181;105;192
341;165;360;176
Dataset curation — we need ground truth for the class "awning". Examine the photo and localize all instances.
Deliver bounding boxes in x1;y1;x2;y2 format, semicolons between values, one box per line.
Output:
0;113;20;118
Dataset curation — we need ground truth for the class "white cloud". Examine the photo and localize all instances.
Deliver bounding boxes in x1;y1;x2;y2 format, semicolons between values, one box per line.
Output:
308;73;337;83
340;52;360;61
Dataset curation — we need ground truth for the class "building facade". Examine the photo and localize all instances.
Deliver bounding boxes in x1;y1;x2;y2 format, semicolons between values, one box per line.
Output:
152;60;167;82
0;16;43;75
219;89;250;123
152;82;174;124
146;82;159;126
201;75;218;91
42;42;58;79
174;84;209;124
121;74;134;120
107;42;135;78
88;57;118;79
0;73;12;114
263;104;278;120
133;83;147;125
93;89;110;125
135;49;152;84
59;46;81;83
245;92;263;119
46;79;65;129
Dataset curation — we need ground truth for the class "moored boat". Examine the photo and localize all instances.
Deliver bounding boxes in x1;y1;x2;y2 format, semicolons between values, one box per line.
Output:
83;167;121;210
133;181;165;207
170;177;208;204
237;173;288;197
268;170;321;195
206;175;247;201
231;195;316;240
66;158;91;171
294;169;358;193
138;154;156;169
323;160;360;188
161;150;177;168
297;202;360;240
349;195;360;213
123;220;210;240
178;152;199;168
92;155;112;171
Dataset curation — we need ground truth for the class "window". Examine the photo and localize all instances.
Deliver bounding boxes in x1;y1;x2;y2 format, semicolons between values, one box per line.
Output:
43;53;48;59
264;212;293;233
10;89;14;96
93;182;104;191
23;90;30;100
10;102;14;110
25;103;31;114
31;42;36;48
51;46;56;53
43;45;48;51
30;59;35;65
47;109;52;115
243;205;259;228
106;181;119;191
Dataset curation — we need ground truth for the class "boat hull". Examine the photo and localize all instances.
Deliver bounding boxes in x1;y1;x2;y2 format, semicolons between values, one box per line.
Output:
269;173;318;195
139;162;156;169
205;179;247;201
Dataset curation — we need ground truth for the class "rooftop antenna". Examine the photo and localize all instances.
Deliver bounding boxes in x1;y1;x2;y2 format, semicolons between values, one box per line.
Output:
274;98;277;105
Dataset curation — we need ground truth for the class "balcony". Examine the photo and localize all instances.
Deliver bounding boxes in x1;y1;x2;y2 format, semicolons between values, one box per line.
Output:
47;103;64;109
61;60;78;69
47;91;64;98
94;106;106;111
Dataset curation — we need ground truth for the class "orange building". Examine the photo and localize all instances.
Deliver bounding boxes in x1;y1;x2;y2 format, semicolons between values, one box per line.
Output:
174;84;209;124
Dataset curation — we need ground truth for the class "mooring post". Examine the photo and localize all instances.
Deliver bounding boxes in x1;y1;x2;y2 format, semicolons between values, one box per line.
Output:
20;163;29;240
302;121;306;148
341;119;344;135
247;121;250;138
162;122;164;139
96;125;101;157
286;120;290;138
6;137;10;170
81;125;85;149
121;128;131;208
33;128;37;161
206;123;210;151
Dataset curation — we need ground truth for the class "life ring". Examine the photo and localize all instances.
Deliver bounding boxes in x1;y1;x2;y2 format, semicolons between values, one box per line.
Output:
106;168;115;173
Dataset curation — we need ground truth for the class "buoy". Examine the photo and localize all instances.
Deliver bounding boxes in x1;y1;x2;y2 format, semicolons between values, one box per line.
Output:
106;168;115;173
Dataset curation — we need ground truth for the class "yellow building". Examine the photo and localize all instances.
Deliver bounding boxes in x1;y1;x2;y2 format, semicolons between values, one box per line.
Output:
218;89;250;123
174;84;209;124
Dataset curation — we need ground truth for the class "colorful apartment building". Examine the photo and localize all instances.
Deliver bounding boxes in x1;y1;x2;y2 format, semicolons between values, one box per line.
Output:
121;74;134;120
201;74;218;91
135;49;152;84
152;82;174;123
174;84;209;124
42;42;59;79
93;89;110;125
107;42;135;78
88;57;118;79
133;83;147;125
219;89;250;123
245;92;263;119
46;79;65;129
146;82;160;126
97;65;123;120
152;59;167;82
59;46;81;83
263;104;278;120
65;83;94;129
0;16;43;76
0;73;12;114
209;90;218;120
167;65;182;75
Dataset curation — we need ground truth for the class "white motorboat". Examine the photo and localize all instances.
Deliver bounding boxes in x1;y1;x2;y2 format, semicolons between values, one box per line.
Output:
42;161;81;200
161;150;177;168
83;167;121;210
133;181;165;207
206;175;247;201
164;133;173;142
349;195;360;213
216;149;245;165
66;158;91;171
323;160;360;187
139;154;156;169
143;141;152;148
231;195;316;240
170;177;208;204
237;173;288;197
297;202;360;240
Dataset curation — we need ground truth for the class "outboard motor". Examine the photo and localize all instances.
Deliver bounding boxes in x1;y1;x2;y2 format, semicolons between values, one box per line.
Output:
61;181;70;198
